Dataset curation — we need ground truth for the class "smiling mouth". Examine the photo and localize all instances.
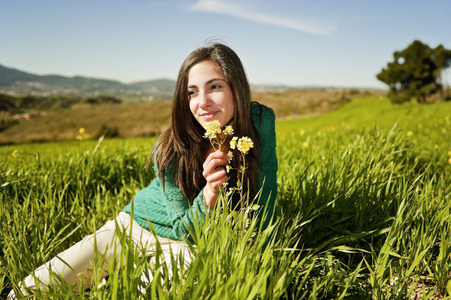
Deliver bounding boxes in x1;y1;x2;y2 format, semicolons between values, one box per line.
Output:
201;112;218;119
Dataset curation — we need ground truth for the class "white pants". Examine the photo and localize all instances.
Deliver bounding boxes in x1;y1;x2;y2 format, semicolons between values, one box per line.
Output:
8;212;192;298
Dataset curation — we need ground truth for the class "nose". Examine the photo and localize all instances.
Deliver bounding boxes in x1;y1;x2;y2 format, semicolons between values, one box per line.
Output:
199;90;211;109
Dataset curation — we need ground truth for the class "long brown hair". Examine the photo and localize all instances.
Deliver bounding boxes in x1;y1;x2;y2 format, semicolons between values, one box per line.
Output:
148;43;260;206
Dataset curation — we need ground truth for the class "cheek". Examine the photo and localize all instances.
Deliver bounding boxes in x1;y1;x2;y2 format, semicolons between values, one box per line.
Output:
189;101;197;117
225;96;235;117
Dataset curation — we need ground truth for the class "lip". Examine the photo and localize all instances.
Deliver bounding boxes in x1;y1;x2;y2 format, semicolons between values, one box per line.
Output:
200;111;219;120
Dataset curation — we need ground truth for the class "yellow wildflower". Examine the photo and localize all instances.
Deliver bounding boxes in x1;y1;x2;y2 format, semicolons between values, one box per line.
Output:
12;150;20;158
303;142;309;148
448;151;451;156
226;165;232;173
237;137;253;154
300;129;305;136
434;144;439;149
449;158;451;164
227;151;233;163
317;131;322;137
406;131;413;137
203;120;221;139
223;125;234;136
230;137;238;149
77;127;90;141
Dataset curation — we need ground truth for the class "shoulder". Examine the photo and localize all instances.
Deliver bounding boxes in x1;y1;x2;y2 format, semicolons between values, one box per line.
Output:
251;102;275;118
251;102;276;132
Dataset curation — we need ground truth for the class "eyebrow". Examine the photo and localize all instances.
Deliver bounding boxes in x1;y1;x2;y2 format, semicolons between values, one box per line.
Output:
187;78;227;89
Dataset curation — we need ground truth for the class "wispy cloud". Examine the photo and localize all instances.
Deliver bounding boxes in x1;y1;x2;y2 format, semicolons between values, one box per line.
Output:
188;0;335;35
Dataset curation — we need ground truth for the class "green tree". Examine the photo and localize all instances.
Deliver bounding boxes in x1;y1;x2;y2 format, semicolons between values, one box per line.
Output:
377;40;451;104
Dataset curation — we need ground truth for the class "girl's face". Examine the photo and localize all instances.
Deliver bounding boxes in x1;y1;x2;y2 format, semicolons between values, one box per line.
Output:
188;60;235;130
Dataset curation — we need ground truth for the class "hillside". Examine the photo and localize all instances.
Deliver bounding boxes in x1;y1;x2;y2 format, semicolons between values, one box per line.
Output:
0;63;387;145
0;64;175;101
0;63;367;102
0;89;383;145
0;64;302;102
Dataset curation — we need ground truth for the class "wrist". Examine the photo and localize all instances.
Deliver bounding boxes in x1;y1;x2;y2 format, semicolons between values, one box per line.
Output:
203;186;219;210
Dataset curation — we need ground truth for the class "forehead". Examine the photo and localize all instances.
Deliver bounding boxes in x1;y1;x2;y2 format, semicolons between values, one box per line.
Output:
188;61;225;83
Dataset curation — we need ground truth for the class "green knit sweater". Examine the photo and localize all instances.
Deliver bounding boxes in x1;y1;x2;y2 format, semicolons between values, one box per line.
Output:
123;104;278;242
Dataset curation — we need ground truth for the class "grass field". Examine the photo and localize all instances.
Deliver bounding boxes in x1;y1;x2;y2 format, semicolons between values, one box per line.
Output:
1;96;451;299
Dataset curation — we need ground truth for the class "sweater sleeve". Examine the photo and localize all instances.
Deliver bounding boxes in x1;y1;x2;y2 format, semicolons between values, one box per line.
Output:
252;105;278;231
153;164;208;242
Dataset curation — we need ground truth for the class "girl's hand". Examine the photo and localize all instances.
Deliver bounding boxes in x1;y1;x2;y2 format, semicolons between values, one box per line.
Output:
202;151;228;209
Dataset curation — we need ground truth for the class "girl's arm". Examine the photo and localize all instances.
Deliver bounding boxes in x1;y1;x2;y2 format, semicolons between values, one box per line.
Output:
155;165;208;241
154;152;228;241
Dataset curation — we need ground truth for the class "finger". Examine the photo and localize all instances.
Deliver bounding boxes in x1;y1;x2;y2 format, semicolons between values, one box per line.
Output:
203;157;228;174
205;168;227;182
204;161;228;185
205;151;227;163
206;173;228;192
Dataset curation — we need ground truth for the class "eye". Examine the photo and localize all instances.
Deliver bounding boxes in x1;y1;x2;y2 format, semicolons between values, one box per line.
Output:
187;90;197;97
211;84;222;90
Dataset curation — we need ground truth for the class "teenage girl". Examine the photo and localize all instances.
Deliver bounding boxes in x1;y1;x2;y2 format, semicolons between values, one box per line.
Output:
8;42;278;298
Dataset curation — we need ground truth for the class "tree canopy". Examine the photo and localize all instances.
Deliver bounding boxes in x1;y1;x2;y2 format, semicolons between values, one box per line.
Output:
377;40;451;104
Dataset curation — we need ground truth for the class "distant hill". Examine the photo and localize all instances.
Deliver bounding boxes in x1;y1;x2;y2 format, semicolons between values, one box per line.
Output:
1;63;366;104
0;64;308;102
0;64;175;101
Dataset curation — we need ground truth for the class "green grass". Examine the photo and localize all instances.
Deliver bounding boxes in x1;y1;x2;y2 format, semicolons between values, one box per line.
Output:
1;96;451;299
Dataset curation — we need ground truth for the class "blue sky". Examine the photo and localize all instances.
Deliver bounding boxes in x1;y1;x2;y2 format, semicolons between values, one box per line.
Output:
1;0;450;89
